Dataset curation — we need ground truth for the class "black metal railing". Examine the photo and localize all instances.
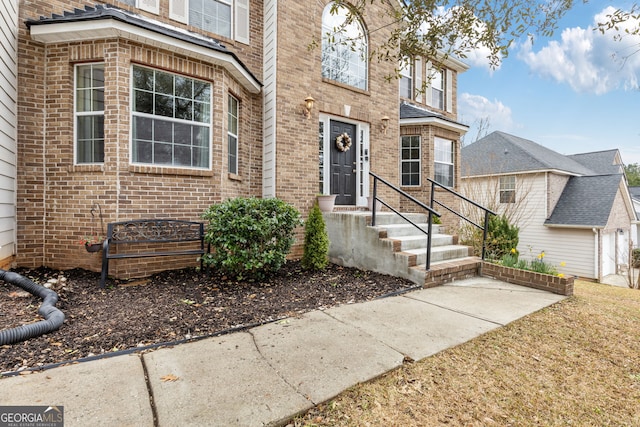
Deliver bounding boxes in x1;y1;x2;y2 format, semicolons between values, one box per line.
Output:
369;172;441;270
369;172;496;271
425;177;497;262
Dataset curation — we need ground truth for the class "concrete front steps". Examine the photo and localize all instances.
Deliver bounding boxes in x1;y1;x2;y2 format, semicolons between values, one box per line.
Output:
323;211;481;287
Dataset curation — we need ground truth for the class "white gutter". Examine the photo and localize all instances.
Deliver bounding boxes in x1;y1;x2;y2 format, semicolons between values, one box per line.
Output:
29;19;262;94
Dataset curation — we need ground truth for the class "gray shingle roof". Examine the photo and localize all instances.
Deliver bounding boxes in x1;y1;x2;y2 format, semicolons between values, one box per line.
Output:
630;186;640;200
400;102;466;127
545;174;623;227
568;150;623;175
461;131;595;176
25;4;261;87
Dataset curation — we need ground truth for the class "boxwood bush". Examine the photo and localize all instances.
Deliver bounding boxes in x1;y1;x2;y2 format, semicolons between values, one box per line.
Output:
201;197;302;280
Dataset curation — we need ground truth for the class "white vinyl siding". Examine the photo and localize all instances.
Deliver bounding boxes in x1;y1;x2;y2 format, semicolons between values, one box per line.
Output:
262;0;277;197
0;0;17;262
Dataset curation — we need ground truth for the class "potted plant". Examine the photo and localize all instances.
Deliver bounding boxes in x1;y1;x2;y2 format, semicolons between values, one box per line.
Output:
316;194;336;212
79;235;104;252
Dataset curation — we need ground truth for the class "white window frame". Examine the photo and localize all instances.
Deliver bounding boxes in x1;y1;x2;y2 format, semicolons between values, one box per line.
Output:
228;94;239;175
500;175;516;203
431;68;444;110
399;61;413;99
170;0;250;44
74;63;105;165
400;135;421;187
130;65;212;170
321;2;368;91
434;137;454;188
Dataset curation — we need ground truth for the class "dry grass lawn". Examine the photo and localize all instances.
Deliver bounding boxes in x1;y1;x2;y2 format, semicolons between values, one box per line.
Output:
294;281;640;426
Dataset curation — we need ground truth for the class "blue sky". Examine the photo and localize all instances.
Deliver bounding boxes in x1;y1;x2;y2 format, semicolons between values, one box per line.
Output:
458;2;640;166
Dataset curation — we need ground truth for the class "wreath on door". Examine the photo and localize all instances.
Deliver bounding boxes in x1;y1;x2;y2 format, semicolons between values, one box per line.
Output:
335;132;352;152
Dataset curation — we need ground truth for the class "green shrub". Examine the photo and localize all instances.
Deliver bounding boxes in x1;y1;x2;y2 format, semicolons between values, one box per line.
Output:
633;248;640;268
201;197;302;280
485;214;519;260
301;202;330;270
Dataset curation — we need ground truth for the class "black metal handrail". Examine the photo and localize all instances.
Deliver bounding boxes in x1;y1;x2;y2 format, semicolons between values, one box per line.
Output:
426;177;497;261
369;172;441;270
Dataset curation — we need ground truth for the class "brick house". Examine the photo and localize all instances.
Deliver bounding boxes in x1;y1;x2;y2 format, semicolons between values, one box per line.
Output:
13;0;469;279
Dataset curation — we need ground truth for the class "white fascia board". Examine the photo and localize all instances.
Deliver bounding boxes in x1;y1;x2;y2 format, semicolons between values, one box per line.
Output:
544;223;603;230
29;19;261;94
461;169;579;179
400;117;469;134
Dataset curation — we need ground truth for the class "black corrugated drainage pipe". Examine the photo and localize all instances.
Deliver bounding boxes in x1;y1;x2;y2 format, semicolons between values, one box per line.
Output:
0;270;65;345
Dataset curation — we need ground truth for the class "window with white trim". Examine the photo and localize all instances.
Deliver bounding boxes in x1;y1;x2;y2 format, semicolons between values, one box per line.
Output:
401;135;420;186
321;2;368;90
228;94;239;174
500;176;516;203
131;65;211;169
75;63;105;164
169;0;249;44
434;137;454;187
430;68;444;110
399;62;413;99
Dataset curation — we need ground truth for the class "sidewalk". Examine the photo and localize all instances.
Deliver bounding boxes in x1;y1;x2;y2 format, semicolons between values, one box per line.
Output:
0;277;566;427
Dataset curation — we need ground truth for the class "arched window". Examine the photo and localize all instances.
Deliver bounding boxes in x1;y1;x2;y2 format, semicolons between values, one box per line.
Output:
321;3;368;90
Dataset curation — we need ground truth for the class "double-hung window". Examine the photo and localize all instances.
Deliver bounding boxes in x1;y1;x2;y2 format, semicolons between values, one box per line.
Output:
401;136;421;186
399;62;413;99
500;176;516;203
131;65;211;169
228;94;239;174
190;0;232;39
431;68;444;110
75;63;105;164
169;0;250;44
434;137;454;187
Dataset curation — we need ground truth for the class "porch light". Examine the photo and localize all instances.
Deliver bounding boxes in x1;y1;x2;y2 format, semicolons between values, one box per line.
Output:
381;115;390;134
304;96;315;119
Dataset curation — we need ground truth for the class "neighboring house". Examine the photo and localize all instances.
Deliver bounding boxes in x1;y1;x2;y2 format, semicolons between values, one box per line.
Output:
461;131;637;282
14;0;469;278
0;0;18;270
629;186;640;246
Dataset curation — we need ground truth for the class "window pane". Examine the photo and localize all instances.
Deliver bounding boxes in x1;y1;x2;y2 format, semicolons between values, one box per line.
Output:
154;120;173;143
175;98;193;121
321;3;368;90
155;71;174;95
133;66;154;91
155;94;174;118
134;90;153;114
131;65;211;169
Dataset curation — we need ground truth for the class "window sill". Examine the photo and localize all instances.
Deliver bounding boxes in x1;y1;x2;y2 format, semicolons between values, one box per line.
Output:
228;173;242;182
321;78;370;96
69;164;104;173
129;164;214;177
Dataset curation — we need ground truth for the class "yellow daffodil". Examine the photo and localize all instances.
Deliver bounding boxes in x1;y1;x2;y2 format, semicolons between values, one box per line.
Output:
558;273;565;278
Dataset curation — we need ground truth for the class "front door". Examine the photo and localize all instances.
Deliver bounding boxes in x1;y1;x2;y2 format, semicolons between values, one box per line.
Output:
330;120;357;205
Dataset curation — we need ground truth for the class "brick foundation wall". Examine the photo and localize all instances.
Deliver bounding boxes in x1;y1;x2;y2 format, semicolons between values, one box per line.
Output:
481;262;574;296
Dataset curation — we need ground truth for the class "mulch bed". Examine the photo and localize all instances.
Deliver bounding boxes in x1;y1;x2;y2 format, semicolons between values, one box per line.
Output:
0;262;416;375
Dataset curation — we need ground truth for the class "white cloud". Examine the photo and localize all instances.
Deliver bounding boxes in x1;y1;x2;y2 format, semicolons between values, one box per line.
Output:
518;7;640;94
458;93;516;141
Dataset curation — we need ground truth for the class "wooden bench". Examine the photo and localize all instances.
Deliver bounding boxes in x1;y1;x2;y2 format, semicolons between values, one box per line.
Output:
100;219;207;288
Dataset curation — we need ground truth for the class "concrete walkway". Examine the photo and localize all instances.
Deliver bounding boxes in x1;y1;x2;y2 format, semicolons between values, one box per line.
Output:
0;277;566;427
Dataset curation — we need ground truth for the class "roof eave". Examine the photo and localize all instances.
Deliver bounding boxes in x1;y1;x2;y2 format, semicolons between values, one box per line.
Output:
544;223;604;229
400;116;469;134
29;19;262;94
